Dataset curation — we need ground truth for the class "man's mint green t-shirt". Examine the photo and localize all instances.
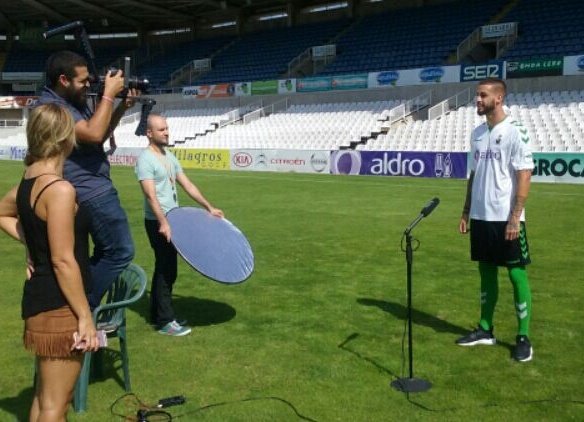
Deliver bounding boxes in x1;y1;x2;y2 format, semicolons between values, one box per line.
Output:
135;148;183;220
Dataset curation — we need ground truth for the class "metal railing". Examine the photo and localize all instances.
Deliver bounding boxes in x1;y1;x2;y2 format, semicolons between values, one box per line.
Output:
428;88;471;120
287;47;312;78
241;98;289;125
218;108;241;128
383;91;432;127
496;30;518;58
242;108;264;125
457;27;481;62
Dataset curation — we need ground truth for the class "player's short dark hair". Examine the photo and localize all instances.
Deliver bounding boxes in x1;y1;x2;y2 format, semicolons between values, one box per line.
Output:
45;50;88;89
478;78;507;95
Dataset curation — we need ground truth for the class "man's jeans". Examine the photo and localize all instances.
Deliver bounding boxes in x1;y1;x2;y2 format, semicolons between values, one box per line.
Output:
83;188;134;308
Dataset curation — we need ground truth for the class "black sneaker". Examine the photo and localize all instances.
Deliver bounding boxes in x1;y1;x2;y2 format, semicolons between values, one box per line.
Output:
456;326;496;346
513;335;533;362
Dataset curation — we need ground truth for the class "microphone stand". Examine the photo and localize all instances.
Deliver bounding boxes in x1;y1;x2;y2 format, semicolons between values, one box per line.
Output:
390;214;432;393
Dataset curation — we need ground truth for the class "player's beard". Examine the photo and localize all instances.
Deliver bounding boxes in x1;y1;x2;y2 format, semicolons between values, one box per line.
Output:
477;99;495;116
65;84;88;109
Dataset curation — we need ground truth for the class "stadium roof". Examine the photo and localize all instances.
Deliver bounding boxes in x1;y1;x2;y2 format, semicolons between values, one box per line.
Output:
0;0;298;35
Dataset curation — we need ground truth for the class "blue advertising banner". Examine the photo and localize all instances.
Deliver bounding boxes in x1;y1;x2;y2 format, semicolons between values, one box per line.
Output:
330;151;467;178
460;61;505;81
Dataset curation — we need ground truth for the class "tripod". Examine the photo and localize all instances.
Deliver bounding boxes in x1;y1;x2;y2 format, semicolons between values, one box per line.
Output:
390;198;439;393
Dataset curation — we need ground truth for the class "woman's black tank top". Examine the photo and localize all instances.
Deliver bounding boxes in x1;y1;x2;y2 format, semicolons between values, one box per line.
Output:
16;176;92;319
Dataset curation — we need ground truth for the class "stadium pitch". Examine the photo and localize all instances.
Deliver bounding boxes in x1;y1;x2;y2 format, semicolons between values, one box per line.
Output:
0;161;582;421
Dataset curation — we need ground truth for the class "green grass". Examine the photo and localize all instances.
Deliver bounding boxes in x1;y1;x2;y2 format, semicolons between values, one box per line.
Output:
0;160;582;421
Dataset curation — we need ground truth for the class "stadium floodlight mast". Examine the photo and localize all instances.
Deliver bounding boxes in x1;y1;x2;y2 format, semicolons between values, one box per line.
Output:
391;197;440;393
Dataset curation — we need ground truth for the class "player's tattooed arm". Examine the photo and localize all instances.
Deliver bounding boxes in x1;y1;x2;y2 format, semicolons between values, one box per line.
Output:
462;171;474;216
510;169;532;219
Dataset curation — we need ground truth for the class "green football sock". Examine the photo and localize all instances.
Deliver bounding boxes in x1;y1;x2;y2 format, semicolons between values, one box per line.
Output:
478;262;498;331
508;266;531;337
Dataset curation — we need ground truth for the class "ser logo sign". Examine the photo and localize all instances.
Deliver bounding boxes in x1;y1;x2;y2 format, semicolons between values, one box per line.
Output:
461;62;504;81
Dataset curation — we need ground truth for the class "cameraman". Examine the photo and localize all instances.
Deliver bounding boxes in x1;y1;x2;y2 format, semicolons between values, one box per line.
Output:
37;50;139;308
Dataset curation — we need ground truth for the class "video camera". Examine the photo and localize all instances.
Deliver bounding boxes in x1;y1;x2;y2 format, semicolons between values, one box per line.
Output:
98;55;151;98
42;21;155;136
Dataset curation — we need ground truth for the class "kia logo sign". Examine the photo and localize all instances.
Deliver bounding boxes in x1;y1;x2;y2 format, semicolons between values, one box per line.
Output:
377;71;399;86
232;152;252;167
419;67;444;82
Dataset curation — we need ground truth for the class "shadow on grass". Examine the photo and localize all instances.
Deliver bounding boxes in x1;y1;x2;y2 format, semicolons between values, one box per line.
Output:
90;347;127;389
0;385;34;421
337;333;400;379
357;298;513;351
134;294;237;327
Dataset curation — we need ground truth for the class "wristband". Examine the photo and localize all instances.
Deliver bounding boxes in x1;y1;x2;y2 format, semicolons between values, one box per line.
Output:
101;95;114;104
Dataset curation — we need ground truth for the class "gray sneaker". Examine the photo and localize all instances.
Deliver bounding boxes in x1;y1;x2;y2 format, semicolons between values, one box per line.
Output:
158;320;192;336
456;326;496;346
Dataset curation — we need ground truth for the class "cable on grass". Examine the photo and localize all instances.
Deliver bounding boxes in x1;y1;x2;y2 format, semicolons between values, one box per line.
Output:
110;393;318;421
110;393;172;421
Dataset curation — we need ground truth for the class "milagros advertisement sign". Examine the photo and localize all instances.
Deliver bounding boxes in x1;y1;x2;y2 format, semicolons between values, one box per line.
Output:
170;148;230;170
368;66;460;88
563;54;584;76
329;150;467;178
531;153;584;184
230;149;330;174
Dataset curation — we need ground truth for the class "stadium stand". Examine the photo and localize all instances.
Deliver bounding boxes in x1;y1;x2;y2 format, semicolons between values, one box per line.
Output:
3;0;581;88
365;90;584;152
319;0;507;75
108;90;584;153
112;106;235;147
135;37;234;89
176;101;397;150
195;20;349;85
3;43;133;73
502;0;584;59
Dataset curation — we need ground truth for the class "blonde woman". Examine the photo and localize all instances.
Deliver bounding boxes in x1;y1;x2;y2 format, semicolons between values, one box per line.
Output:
0;103;98;421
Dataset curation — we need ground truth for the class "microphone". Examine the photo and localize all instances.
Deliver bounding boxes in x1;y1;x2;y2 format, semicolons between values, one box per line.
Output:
420;197;440;217
43;20;84;39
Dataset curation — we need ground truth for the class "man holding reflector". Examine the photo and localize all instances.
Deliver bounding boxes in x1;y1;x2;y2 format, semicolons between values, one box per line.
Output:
135;114;223;336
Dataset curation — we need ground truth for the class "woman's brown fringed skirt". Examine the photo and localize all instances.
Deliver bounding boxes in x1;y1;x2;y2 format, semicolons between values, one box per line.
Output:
24;306;80;358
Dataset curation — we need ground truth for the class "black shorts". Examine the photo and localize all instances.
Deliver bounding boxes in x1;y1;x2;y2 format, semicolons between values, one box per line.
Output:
470;219;531;267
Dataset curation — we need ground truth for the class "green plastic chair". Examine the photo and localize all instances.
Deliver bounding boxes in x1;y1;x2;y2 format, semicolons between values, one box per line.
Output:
73;263;147;413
